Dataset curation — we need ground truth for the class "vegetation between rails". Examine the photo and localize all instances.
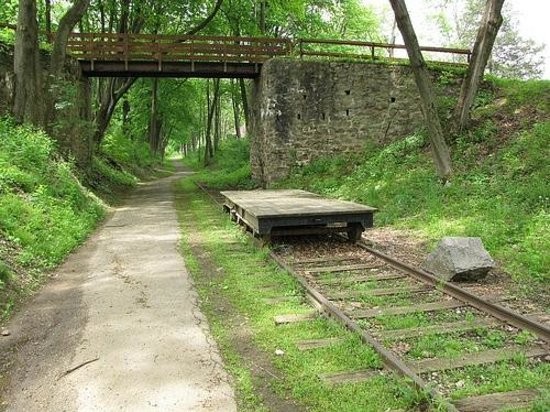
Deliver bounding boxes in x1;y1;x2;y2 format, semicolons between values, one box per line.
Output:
174;177;425;411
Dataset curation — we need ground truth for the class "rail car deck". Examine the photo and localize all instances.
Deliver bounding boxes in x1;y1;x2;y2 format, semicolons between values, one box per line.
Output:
221;189;377;241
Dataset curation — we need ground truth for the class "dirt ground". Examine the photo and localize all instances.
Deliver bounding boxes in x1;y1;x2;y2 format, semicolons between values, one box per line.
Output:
0;163;236;411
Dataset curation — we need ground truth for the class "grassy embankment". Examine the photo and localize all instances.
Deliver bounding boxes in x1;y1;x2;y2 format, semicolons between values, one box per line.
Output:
0;117;169;319
275;78;549;286
187;78;549;286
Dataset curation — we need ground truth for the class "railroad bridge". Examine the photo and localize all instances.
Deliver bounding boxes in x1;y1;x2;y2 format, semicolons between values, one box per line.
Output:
65;33;469;183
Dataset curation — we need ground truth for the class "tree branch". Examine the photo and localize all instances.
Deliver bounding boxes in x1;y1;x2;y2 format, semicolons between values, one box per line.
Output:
50;0;90;74
185;0;224;35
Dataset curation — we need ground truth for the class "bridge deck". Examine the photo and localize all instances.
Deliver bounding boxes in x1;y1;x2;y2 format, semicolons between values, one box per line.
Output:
221;189;377;240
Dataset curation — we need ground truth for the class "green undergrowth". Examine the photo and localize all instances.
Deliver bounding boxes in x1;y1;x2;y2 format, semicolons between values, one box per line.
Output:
276;80;550;286
174;178;426;411
0;117;105;318
182;138;255;189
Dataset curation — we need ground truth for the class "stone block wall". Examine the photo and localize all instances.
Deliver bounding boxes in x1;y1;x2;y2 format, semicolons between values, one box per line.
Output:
250;58;462;184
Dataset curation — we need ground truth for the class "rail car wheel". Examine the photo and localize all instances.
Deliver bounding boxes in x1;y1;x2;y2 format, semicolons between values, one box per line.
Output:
347;223;364;242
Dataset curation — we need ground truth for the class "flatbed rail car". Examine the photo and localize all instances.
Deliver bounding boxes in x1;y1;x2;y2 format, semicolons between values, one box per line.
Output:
221;189;377;242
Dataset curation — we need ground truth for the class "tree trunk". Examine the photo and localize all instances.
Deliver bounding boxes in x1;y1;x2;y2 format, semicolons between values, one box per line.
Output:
93;77;137;146
148;78;163;155
389;0;452;181
204;79;220;165
239;78;249;131
50;0;90;75
231;79;242;139
44;0;52;36
454;0;505;131
122;97;130;136
259;0;266;34
13;0;44;126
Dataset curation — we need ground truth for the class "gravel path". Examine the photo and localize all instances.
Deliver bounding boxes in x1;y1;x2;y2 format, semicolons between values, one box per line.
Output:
0;163;236;411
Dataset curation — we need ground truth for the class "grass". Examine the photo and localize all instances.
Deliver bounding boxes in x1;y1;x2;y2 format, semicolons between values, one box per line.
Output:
0;117;105;318
277;112;550;286
174;177;426;411
0;118;105;269
182;138;255;189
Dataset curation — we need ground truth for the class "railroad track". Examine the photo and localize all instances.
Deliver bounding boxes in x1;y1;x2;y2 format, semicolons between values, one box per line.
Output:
195;183;549;411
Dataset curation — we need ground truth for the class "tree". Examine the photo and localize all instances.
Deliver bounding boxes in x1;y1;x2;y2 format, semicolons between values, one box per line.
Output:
388;0;453;180
13;0;44;126
454;0;504;130
428;0;544;79
49;0;90;75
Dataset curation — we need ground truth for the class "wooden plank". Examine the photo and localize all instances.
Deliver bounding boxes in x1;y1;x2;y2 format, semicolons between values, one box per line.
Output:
274;311;317;325
304;263;383;274
296;337;344;351
292;256;359;265
316;273;406;285
452;389;542;412
410;346;548;374
262;296;297;305
351;300;465;319
220;189;376;219
378;318;499;340
319;369;379;385
328;285;433;300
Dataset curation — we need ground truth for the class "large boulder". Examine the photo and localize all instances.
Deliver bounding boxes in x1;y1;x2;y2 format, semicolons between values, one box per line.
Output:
421;237;495;282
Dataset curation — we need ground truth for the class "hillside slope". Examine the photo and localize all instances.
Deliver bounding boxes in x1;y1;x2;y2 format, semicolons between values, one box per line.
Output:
275;79;549;288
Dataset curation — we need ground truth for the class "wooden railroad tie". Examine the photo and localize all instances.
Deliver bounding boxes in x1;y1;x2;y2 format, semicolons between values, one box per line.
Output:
452;388;543;412
409;346;548;374
318;369;380;385
315;272;406;285
377;318;499;340
296;337;344;351
274;311;317;325
327;285;433;300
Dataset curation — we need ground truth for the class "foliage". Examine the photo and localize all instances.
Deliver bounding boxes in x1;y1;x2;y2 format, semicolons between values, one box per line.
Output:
276;80;550;283
183;138;254;189
0;117;104;269
427;0;545;79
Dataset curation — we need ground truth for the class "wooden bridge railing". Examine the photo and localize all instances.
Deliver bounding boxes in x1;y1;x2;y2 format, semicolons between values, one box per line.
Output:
296;38;472;63
66;33;293;68
65;32;471;68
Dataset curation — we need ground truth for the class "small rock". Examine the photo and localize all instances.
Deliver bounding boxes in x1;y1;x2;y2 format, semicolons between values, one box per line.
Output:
1;329;10;337
274;349;284;356
456;380;465;388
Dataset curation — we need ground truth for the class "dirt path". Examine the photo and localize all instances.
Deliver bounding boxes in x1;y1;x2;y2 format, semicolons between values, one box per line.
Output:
0;163;236;411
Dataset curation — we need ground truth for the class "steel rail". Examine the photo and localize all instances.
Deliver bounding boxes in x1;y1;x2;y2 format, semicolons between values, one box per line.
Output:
356;240;550;344
194;183;547;410
193;183;455;408
268;251;458;412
